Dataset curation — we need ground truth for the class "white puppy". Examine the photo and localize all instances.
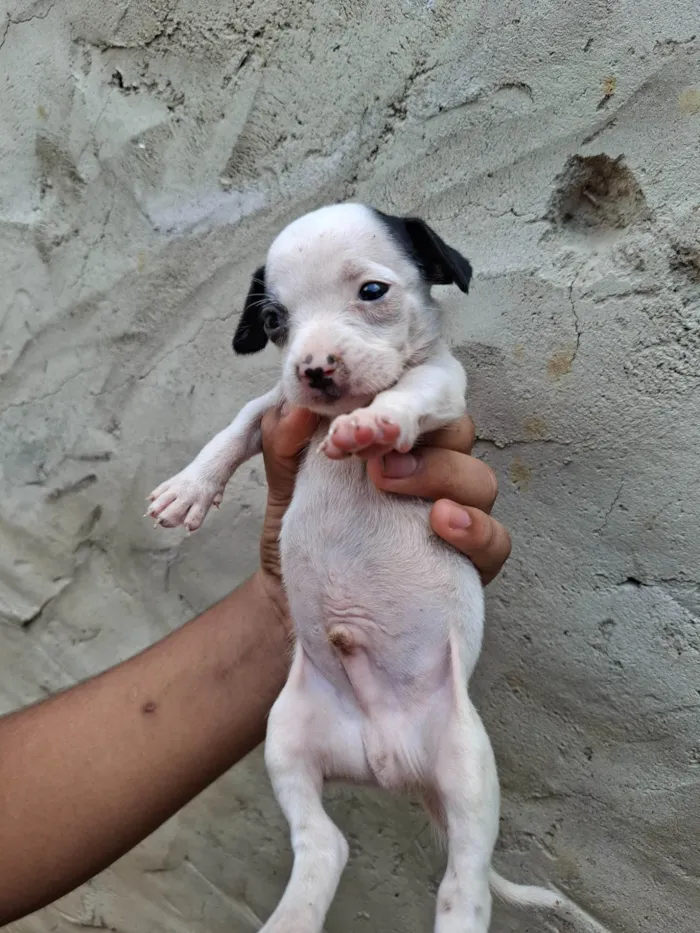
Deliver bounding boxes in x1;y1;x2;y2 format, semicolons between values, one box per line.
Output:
147;204;604;933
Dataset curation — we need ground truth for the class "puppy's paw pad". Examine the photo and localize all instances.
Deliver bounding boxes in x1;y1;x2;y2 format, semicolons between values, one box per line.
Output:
324;410;403;457
324;409;418;457
374;410;419;452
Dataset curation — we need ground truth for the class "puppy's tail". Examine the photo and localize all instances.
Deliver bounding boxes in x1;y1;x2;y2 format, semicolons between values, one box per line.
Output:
489;869;610;932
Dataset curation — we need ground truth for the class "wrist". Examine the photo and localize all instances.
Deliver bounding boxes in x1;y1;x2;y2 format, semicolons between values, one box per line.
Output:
250;567;292;638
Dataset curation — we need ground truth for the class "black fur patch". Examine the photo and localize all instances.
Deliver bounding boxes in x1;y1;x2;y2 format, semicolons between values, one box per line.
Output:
233;265;270;354
373;210;473;293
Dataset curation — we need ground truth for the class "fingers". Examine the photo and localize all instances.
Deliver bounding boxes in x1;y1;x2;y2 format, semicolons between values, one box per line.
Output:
262;405;319;460
366;417;509;583
261;405;319;506
430;501;512;585
418;414;475;456
354;414;475;462
367;448;498;514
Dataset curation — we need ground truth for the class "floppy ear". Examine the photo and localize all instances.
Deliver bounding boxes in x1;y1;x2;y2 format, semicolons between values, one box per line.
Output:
375;212;473;293
232;266;269;354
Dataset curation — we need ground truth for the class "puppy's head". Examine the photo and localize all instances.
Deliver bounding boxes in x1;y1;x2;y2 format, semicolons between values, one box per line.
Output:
232;204;472;415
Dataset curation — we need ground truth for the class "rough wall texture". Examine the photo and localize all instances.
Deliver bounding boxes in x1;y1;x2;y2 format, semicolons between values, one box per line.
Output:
1;1;699;931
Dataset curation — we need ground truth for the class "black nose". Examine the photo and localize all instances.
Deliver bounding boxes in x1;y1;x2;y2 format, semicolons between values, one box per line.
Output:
305;366;333;390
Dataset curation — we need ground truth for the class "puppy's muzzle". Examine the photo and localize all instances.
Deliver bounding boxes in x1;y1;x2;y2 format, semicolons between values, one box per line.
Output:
296;353;342;397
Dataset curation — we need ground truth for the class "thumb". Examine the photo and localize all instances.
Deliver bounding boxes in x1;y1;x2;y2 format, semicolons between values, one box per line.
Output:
261;405;319;506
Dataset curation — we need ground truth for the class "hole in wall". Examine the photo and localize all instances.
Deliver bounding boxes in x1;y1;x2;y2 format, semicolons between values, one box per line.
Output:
546;153;650;235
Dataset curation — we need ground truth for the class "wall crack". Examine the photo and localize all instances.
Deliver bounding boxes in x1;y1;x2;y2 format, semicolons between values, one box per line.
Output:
594;477;624;533
0;0;58;52
568;266;584;365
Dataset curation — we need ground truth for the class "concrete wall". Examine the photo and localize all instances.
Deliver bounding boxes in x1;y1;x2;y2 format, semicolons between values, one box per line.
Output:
2;1;699;931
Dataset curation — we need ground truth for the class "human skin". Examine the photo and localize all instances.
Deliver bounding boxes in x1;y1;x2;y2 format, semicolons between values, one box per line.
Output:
0;407;510;924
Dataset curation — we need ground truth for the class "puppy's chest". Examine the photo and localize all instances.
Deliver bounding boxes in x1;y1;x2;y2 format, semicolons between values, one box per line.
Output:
280;445;425;574
280;445;455;646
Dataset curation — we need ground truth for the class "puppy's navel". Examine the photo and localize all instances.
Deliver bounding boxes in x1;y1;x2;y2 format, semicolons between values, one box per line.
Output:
328;624;356;655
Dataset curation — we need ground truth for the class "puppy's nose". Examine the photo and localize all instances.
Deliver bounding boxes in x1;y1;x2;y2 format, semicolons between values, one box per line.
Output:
304;366;328;388
297;353;339;389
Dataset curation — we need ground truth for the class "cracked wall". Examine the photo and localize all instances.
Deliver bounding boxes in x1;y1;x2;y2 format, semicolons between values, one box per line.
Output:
1;1;699;931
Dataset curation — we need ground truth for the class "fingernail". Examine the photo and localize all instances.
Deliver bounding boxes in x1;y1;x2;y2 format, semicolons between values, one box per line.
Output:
447;505;472;530
280;401;291;418
381;452;418;479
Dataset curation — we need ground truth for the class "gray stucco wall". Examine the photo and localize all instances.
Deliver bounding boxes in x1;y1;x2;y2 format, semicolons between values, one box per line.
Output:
1;1;699;931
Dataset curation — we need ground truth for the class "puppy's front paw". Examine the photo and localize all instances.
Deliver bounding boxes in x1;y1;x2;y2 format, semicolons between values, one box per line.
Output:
322;409;418;459
146;468;224;532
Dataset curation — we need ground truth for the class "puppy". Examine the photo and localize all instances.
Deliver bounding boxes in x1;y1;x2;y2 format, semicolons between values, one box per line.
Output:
147;204;604;932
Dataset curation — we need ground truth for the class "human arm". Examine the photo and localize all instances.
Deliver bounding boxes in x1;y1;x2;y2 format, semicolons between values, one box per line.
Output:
0;574;289;924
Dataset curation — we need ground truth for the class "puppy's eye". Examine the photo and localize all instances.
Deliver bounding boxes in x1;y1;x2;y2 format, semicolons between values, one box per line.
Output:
359;281;390;301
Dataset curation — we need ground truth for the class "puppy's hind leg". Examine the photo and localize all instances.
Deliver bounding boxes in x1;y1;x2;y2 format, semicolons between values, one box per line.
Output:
262;645;370;933
428;633;500;933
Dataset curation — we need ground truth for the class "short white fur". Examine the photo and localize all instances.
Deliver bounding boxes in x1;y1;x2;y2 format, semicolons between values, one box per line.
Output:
147;204;607;933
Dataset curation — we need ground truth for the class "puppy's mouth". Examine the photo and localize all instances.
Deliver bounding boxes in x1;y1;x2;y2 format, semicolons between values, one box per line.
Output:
303;384;347;409
307;375;341;398
297;384;373;416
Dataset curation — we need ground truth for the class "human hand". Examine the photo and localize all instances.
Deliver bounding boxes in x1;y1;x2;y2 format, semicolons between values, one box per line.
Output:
255;406;511;625
255;406;319;623
365;418;511;585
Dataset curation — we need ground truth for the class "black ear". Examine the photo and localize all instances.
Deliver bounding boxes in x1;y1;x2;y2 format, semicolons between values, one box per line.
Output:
233;266;269;354
374;211;473;293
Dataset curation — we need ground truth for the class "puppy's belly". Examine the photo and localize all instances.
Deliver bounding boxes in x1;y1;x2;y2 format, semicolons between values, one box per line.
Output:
280;451;483;786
